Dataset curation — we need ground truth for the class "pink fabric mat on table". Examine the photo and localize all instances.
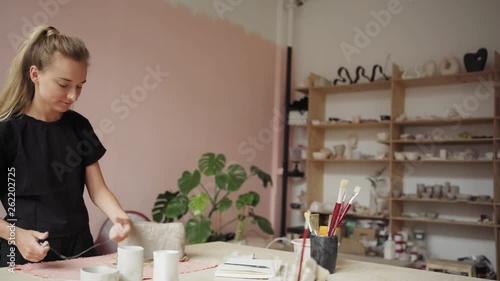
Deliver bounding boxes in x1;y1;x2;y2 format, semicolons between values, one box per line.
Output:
18;253;218;280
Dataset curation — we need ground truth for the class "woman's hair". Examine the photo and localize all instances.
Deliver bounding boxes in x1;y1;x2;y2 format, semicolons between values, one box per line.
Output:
0;25;90;121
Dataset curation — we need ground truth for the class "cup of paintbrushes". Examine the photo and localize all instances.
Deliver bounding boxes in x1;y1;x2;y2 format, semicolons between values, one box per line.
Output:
310;235;338;274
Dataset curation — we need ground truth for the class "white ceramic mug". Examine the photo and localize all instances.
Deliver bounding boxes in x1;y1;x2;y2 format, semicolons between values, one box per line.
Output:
81;266;119;281
153;250;179;281
117;246;144;281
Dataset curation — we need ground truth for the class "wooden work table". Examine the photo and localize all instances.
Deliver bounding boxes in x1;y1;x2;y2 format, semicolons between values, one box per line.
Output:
0;242;478;280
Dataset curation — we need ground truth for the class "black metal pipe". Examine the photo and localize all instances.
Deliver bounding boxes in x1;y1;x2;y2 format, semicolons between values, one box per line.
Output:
280;46;293;237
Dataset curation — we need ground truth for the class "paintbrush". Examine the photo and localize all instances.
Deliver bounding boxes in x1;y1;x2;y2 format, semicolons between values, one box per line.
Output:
333;186;362;236
304;210;317;236
327;179;349;236
297;212;310;281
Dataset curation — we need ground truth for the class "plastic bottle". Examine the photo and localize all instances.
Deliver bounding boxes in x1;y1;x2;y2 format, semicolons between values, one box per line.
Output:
384;234;396;260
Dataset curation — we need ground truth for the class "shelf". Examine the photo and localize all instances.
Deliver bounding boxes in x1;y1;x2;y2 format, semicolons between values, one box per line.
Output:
345;213;388;220
309;211;388;220
393;160;493;164
309;159;389;163
392;197;495;206
311;80;391;95
288;124;307;127
393;117;494;126
391;139;494;145
311;121;390;129
295;87;309;94
393;70;498;88
391;216;497;228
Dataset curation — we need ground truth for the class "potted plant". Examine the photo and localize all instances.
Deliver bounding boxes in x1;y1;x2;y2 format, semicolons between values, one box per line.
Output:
152;152;274;244
367;167;389;216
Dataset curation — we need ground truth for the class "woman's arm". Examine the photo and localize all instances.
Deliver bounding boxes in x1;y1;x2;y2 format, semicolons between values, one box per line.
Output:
85;161;131;242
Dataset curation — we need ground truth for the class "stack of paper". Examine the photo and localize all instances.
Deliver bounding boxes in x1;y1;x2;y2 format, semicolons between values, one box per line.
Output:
215;257;282;279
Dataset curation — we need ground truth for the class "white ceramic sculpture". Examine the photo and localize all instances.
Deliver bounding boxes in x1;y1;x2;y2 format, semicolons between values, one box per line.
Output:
439;56;460;75
422;60;437;77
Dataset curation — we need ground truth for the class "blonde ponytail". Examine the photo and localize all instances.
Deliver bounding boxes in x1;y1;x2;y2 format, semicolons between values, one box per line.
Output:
0;25;90;121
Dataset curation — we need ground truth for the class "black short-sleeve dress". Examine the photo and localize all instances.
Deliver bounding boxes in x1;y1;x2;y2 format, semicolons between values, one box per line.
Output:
0;110;106;265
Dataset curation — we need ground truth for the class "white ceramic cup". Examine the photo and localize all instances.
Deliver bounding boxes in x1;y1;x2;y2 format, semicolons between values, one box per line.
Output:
81;266;119;281
153;250;179;281
117;246;144;281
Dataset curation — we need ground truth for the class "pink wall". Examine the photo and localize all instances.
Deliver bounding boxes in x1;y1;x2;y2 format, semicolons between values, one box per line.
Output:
0;0;284;240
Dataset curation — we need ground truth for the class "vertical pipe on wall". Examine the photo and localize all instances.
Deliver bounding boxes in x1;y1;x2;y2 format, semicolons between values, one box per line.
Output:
280;0;295;237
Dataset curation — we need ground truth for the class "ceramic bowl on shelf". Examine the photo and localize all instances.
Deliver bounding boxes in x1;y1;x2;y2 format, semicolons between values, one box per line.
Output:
445;193;456;200
377;132;389;142
405;152;420;161
311;119;321;125
400;133;411;140
394;152;405;161
312;152;329;160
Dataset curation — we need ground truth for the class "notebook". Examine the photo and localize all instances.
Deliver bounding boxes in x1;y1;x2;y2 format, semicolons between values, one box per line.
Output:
214;257;282;279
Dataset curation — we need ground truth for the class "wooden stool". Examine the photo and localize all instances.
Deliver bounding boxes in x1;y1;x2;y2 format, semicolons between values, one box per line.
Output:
426;259;476;277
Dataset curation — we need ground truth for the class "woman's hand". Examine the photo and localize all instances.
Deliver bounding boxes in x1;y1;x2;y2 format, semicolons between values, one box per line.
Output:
15;228;50;262
109;217;131;242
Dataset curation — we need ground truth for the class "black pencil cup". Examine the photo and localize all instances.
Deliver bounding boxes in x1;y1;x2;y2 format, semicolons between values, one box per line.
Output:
310;235;338;274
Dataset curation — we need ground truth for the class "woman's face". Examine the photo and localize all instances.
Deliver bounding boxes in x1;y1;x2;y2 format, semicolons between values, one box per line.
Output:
30;52;87;115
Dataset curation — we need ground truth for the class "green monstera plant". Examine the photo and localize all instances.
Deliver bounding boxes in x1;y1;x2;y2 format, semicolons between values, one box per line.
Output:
152;152;274;244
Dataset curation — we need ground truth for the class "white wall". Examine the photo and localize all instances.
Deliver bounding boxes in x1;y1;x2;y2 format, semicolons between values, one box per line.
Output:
291;0;500;268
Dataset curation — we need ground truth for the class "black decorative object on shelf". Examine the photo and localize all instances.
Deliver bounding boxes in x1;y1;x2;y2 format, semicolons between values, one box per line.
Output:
288;162;304;178
333;65;390;85
464;48;487;72
289;96;308;111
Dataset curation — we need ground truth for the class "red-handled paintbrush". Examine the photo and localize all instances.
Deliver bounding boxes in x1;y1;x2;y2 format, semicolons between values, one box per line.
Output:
327;179;349;236
297;211;310;281
333;186;362;236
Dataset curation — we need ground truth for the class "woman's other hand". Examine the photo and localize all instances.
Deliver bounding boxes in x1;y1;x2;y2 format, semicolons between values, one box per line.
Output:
16;229;50;262
109;217;131;242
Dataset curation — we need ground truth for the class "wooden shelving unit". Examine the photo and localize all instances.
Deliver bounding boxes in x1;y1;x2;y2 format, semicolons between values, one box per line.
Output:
393;160;493;164
299;51;500;276
391;139;494;145
392;197;496;206
393;117;494;126
311;122;390;129
391;217;497;228
308;159;389;163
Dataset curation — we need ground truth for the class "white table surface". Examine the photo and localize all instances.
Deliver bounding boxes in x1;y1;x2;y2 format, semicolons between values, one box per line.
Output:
0;241;478;280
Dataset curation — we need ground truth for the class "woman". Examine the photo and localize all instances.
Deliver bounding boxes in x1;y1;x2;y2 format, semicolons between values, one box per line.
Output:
0;25;131;265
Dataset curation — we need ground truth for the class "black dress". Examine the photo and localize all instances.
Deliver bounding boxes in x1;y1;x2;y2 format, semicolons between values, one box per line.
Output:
0;110;106;266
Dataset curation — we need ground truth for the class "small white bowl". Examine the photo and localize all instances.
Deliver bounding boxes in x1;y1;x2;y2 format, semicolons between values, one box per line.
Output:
311;120;321;125
377;132;389;142
405;152;420;161
394;152;405;161
81;266;118;281
312;152;328;160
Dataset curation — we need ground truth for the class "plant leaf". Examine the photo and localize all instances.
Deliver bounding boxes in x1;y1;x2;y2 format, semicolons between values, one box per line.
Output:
188;193;209;217
178;170;201;195
185;217;212;244
152;191;181;223
165;196;189;219
250;166;272;188
227;164;247;192
250;213;274;235
218;197;232;212
199;153;226;176
215;172;229;190
237;191;260;207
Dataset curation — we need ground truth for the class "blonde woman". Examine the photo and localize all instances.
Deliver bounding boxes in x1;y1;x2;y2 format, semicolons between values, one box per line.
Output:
0;26;131;265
